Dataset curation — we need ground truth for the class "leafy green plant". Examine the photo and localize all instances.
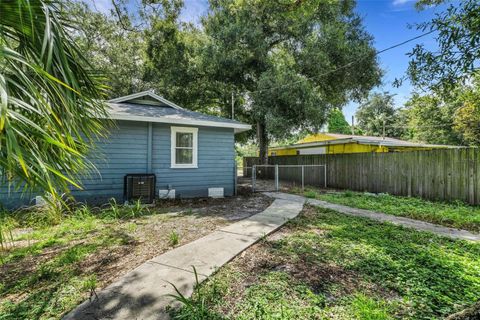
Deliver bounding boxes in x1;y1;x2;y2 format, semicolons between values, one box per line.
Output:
169;230;179;246
350;293;393;320
126;222;138;233
343;190;354;198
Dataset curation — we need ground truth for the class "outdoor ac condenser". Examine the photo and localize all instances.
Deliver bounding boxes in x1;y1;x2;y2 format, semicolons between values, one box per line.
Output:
124;174;156;204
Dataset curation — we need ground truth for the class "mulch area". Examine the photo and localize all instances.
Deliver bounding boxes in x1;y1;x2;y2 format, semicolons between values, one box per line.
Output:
80;193;274;289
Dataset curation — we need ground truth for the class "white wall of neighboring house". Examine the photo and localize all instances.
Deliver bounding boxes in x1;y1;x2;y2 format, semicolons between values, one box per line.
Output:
298;147;327;155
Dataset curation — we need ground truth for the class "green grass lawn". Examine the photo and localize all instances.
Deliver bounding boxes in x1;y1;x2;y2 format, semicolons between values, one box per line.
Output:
171;206;480;320
301;189;480;232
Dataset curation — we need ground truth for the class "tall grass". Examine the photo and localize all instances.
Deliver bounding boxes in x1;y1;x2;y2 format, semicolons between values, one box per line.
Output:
103;198;150;220
130;198;149;218
0;197;153;264
168;266;223;320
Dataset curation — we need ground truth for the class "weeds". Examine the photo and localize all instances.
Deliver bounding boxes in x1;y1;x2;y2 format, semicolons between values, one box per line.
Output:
168;266;223;320
130;199;148;218
350;293;393;320
126;222;138;233
82;275;98;302
343;190;354;197
108;198;121;219
170;206;480;319
169;230;179;246
74;204;94;219
304;190;317;199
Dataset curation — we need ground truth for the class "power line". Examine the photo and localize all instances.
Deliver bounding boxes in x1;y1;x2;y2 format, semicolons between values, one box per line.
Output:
385;123;453;129
240;28;437;96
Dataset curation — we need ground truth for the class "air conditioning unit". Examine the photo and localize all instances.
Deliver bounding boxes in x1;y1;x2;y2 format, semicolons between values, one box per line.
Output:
124;174;156;204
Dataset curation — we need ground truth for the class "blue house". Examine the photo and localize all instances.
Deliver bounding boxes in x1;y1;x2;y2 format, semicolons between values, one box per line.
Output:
0;90;251;208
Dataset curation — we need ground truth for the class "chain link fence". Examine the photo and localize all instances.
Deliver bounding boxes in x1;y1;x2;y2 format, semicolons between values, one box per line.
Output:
238;164;327;192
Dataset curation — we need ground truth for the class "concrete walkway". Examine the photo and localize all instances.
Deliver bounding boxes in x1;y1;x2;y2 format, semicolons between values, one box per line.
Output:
63;197;304;320
265;192;480;242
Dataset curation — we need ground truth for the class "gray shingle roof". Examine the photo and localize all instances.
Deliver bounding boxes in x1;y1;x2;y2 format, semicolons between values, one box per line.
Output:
103;91;251;133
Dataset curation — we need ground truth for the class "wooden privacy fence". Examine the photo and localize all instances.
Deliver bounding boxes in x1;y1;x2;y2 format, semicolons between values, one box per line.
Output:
244;148;480;205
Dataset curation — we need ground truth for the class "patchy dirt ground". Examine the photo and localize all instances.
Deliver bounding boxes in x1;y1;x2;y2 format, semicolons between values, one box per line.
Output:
0;193;273;320
80;193;274;289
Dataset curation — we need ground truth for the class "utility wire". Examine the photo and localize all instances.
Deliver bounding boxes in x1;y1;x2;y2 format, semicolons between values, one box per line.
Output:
239;28;437;96
384;123;453;129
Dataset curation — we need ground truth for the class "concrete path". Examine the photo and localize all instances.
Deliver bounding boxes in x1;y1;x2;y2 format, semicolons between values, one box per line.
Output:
265;192;480;242
63;197;304;320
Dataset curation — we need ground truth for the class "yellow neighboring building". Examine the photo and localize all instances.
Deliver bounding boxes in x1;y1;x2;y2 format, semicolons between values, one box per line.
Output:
268;133;453;156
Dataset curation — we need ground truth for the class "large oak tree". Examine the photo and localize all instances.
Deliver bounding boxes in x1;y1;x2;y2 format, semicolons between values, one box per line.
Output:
200;0;381;162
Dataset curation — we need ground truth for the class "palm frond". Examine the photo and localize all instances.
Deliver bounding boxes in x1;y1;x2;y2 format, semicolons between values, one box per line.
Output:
0;0;110;203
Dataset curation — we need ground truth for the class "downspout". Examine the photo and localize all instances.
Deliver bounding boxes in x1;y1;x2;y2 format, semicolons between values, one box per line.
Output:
147;122;153;172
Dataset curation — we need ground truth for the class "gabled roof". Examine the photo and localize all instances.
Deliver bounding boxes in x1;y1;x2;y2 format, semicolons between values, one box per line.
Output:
104;91;251;133
107;90;184;110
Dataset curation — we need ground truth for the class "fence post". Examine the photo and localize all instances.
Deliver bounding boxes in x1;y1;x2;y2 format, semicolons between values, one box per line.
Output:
324;164;327;188
301;165;305;191
252;164;256;192
275;164;279;192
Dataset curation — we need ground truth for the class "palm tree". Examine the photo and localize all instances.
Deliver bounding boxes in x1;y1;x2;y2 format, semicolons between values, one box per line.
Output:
0;0;108;202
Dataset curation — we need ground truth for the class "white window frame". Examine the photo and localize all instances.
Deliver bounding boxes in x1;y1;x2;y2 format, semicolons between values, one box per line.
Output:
171;126;198;169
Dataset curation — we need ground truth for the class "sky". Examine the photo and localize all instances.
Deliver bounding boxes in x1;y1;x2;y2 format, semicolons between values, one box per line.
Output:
88;0;451;123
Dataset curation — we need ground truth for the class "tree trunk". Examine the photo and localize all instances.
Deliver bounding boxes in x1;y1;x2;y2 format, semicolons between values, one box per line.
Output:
257;121;269;164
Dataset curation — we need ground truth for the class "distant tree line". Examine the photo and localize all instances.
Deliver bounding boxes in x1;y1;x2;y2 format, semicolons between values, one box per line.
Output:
327;0;480;146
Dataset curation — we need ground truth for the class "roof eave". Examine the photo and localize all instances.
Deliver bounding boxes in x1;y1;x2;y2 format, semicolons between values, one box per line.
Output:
105;114;251;133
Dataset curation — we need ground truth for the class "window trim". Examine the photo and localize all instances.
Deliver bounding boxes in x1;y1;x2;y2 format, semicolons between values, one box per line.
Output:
171;126;198;169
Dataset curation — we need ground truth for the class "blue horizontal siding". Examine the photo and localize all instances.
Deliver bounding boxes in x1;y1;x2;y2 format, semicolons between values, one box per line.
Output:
1;120;235;208
152;123;235;198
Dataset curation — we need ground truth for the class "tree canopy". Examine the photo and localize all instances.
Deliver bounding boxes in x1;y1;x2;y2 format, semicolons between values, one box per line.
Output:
406;0;480;93
67;1;148;98
327;109;351;134
399;94;461;145
355;93;403;138
200;0;381;161
399;73;480;146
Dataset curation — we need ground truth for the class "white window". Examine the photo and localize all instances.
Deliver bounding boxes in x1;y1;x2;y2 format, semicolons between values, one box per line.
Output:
171;126;198;168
